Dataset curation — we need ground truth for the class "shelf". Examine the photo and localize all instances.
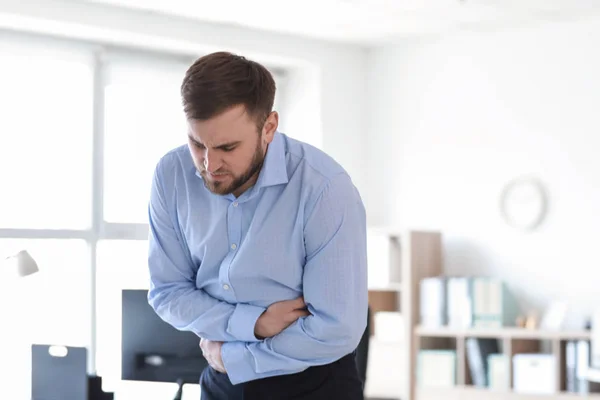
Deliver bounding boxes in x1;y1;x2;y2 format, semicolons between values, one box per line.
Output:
415;325;591;340
416;386;600;400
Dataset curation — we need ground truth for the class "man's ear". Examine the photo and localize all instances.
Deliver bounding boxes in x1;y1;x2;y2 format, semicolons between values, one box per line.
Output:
262;111;279;144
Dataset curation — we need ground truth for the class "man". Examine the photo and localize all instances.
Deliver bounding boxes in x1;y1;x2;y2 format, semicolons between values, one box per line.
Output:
147;51;368;399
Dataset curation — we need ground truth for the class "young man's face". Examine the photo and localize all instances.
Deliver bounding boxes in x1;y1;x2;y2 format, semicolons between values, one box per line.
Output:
187;104;278;198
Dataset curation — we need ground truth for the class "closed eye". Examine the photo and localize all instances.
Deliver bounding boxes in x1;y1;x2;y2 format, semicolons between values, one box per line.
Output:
215;141;241;152
188;137;205;149
188;136;240;152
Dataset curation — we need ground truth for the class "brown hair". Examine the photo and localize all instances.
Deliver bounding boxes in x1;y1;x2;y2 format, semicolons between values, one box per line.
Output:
181;51;276;129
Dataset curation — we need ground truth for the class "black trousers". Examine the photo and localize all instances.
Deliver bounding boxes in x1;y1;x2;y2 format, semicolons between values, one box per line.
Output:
200;353;364;400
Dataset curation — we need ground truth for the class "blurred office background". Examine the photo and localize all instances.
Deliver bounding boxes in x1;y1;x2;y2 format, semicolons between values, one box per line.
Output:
1;1;600;399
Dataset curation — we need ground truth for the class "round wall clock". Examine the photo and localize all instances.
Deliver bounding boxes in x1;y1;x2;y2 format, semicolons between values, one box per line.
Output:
500;177;548;231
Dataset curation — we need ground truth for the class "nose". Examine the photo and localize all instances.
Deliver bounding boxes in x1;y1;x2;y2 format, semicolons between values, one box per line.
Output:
203;149;222;173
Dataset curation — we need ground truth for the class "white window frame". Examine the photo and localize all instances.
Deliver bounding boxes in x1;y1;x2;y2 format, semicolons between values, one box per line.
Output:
0;29;287;375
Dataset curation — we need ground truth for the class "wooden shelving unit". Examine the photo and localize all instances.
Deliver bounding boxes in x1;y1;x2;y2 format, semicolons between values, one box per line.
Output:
413;319;599;399
399;235;600;400
365;230;443;400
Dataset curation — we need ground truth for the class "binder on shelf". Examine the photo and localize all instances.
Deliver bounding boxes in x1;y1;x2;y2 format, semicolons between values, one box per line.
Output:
487;354;509;391
577;340;591;394
472;278;519;328
566;340;578;393
465;337;500;387
446;277;473;328
419;277;446;327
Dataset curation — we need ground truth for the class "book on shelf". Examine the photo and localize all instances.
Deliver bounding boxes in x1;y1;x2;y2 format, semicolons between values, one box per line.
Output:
419;276;446;327
471;277;519;328
566;340;577;393
566;340;600;394
447;277;473;328
576;339;591;394
487;353;509;391
418;276;519;329
465;337;500;387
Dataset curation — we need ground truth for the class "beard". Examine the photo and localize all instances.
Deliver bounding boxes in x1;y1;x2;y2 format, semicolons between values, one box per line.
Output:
200;140;265;196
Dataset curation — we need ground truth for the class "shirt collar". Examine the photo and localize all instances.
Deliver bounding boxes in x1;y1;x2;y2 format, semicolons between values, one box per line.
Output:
254;131;289;190
193;131;289;199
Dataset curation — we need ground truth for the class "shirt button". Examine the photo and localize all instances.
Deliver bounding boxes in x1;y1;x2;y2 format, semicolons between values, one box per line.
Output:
231;243;237;250
223;284;230;290
233;202;239;207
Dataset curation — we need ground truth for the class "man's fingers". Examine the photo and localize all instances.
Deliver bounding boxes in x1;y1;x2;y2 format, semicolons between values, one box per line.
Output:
200;339;226;374
207;357;225;373
215;365;226;374
287;309;310;321
287;296;306;310
297;309;311;317
209;362;220;372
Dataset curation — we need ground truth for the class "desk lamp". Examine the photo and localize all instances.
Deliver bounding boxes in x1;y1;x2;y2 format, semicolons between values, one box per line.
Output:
2;249;39;278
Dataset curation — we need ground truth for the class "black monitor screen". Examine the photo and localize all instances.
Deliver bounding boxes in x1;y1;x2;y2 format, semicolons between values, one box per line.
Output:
121;289;208;384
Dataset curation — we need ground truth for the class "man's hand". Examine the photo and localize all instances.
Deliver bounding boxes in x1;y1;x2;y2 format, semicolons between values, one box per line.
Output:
254;296;310;339
200;338;226;373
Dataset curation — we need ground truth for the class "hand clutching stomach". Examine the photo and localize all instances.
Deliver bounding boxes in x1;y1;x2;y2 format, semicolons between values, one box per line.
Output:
199;296;310;373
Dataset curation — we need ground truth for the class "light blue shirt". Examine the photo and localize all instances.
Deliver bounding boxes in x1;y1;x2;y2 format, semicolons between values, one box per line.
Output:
147;131;368;385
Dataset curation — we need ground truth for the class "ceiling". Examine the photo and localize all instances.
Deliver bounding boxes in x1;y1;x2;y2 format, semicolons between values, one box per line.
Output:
81;0;600;45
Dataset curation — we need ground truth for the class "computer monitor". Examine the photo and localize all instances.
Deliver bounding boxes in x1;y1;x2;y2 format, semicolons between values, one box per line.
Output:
121;289;208;397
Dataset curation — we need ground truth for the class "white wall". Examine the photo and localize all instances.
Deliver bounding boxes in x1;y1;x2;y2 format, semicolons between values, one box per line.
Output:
0;0;368;196
368;16;600;328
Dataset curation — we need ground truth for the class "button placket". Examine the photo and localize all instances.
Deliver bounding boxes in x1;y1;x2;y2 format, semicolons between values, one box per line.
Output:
222;199;242;296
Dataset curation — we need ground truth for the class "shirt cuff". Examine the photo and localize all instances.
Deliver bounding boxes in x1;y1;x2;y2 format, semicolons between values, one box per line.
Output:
226;303;266;342
222;341;256;385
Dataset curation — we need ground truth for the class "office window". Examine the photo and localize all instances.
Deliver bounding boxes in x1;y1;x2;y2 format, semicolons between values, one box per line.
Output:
0;38;94;229
103;56;190;224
